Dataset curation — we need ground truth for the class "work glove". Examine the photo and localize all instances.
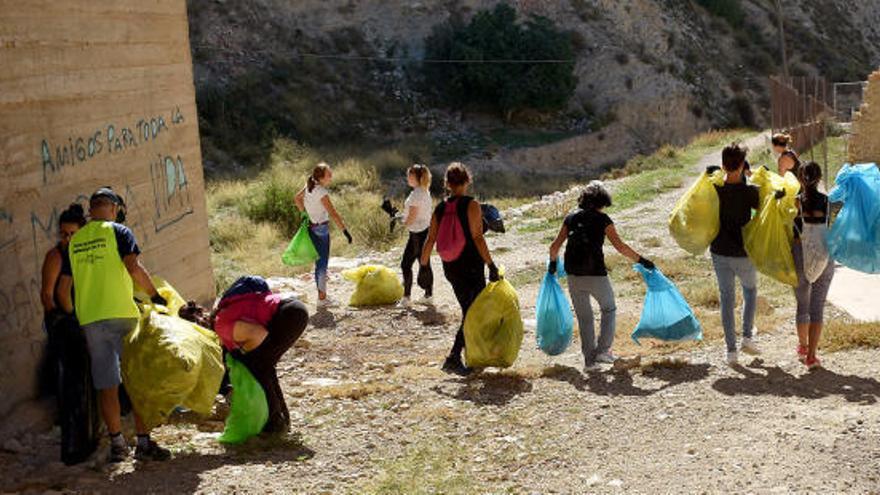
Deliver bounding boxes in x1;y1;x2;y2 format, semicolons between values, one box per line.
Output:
548;259;558;275
417;266;433;291
638;257;655;270
381;197;399;218
151;294;169;307
774;189;786;200
343;229;353;244
488;263;501;282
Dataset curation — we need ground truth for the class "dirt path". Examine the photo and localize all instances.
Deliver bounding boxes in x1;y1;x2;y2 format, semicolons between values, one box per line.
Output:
4;134;880;494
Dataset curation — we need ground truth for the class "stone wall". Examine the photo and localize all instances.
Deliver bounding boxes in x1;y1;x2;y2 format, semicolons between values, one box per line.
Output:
0;0;213;426
849;69;880;164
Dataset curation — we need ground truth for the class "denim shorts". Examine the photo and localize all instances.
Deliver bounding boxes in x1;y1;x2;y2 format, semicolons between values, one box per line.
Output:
82;318;138;390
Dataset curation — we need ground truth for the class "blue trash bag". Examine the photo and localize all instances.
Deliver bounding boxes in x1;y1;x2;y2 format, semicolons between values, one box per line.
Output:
536;261;573;356
631;264;702;344
827;163;880;274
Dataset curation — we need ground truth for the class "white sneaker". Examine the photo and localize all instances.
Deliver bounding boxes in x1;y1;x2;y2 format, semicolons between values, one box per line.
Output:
317;297;337;308
595;352;617;364
397;297;411;308
583;362;601;372
741;337;761;355
726;351;739;365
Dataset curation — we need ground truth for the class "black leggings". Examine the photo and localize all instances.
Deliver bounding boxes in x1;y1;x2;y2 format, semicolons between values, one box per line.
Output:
401;228;432;297
233;299;308;431
443;263;486;360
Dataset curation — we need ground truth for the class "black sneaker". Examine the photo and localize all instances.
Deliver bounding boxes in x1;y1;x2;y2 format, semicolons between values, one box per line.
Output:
109;442;130;463
134;440;171;462
441;357;472;377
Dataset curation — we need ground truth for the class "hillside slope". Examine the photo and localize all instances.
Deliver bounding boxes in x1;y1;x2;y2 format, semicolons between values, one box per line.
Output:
187;0;880;178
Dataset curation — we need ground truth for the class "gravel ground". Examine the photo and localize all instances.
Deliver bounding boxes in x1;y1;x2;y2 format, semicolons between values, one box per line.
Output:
3;134;880;494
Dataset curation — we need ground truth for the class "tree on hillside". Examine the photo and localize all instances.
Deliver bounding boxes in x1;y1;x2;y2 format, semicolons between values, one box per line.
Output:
424;3;577;119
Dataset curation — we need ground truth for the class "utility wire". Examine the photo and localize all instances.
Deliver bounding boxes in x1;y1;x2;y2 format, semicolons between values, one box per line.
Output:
193;45;574;64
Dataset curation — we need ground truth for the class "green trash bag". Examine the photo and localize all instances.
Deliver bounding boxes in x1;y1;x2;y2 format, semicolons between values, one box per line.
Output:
281;213;319;266
669;170;724;256
218;355;269;444
464;277;524;368
342;265;404;307
121;310;224;430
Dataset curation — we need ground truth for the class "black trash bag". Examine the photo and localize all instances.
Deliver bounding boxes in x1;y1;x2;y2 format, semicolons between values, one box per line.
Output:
481;204;505;234
54;315;101;465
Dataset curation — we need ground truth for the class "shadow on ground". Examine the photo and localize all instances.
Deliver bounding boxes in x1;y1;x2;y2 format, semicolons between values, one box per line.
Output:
432;373;534;406
105;435;316;492
713;360;880;405
542;363;711;397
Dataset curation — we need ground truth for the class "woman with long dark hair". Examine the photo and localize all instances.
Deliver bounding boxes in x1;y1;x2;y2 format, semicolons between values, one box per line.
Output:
792;162;835;369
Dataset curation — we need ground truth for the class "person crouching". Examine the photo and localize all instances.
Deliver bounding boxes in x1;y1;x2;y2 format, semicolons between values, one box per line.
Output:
211;280;309;434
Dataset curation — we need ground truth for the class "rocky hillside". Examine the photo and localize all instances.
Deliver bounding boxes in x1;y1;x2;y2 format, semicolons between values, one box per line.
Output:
187;0;880;179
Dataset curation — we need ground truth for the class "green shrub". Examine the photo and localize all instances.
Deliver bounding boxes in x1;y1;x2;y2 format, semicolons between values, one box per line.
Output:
697;0;745;28
424;3;577;117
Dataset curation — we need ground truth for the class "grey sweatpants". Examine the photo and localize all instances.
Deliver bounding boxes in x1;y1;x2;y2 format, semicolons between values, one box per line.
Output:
567;275;616;365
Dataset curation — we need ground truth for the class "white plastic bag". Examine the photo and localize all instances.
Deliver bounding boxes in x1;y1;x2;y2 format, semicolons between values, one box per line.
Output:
801;223;830;283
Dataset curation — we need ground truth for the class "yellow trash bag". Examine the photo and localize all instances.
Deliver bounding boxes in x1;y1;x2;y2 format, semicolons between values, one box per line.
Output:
463;277;524;368
134;276;186;315
669;170;724;255
343;265;404;307
123;281;224;430
743;168;801;287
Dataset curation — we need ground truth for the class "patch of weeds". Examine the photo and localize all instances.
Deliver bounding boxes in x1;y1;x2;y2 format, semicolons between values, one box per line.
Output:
822;320;880;353
321;381;400;400
365;440;476;494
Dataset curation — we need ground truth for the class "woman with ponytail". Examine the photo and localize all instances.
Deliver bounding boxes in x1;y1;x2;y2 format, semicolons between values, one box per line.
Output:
399;164;434;305
791;161;835;369
41;204;87;314
295;163;352;305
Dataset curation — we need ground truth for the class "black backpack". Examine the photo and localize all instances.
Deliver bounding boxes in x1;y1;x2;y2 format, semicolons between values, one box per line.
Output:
219;276;270;306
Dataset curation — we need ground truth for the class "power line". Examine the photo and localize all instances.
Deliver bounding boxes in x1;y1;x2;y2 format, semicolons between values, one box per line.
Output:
192;45;574;64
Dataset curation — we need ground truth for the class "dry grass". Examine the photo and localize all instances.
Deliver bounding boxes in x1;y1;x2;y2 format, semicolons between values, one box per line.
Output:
822;320;880;353
320;381;400;400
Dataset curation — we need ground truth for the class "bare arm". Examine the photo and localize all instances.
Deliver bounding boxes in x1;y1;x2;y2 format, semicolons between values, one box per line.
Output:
57;275;74;314
321;195;346;231
606;224;641;263
468;200;494;266
294;188;306;212
420;213;439;266
549;224;568;261
40;250;62;311
123;254;159;298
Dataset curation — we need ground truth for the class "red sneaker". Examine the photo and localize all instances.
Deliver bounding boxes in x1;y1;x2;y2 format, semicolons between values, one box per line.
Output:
796;345;808;363
805;356;822;370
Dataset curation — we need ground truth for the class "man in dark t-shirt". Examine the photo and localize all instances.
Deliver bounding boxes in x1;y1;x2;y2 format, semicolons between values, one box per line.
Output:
711;144;761;365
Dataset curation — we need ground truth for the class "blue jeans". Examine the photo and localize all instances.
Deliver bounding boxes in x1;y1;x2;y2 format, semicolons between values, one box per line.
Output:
308;223;331;293
711;254;757;352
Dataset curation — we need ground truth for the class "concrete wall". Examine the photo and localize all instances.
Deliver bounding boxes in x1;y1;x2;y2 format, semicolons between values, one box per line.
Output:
849;69;880;164
0;0;213;424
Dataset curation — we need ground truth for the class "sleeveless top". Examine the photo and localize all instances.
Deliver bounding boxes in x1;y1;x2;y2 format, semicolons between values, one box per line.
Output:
433;195;483;272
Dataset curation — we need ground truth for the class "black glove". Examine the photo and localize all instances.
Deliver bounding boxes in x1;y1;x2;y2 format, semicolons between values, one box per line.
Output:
638;257;655;270
343;229;353;244
417;266;433;291
488;263;501;282
151;294;168;306
705;165;721;175
548;260;557;275
381;197;399;218
774;189;786;200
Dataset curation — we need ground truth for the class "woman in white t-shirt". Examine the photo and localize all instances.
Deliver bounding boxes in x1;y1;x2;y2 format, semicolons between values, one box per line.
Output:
399;164;434;304
295;163;352;304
